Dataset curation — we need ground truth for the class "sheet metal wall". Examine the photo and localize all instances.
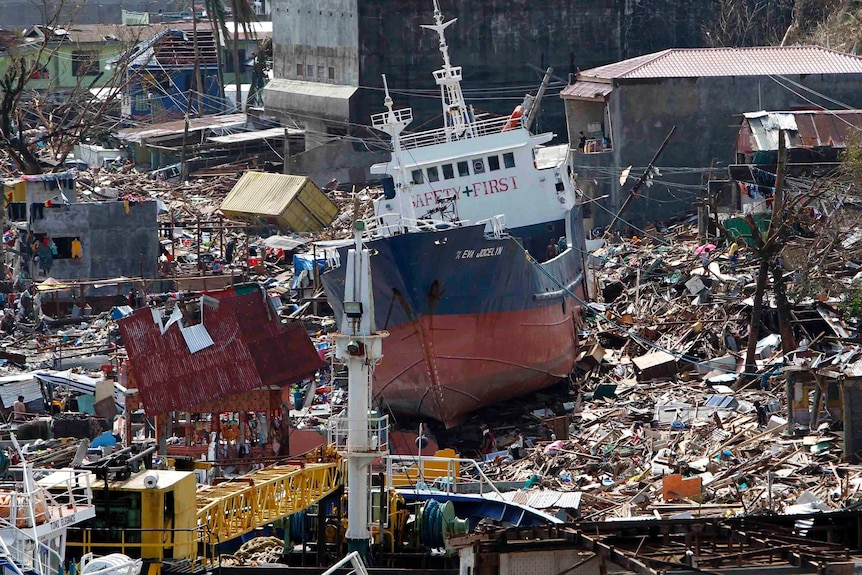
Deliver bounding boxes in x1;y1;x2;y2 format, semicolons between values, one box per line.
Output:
119;285;323;415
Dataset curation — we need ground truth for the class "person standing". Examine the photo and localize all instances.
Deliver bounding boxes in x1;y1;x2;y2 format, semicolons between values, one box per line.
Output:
479;424;497;456
578;131;587;152
728;242;740;273
13;395;27;422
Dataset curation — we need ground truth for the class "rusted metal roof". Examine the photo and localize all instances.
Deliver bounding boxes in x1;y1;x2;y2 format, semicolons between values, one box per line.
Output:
559;80;612;101
118;283;323;415
578;46;862;80
738;110;862;153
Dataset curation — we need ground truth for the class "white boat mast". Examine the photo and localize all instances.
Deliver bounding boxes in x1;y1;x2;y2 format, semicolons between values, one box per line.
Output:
421;0;476;141
371;76;417;233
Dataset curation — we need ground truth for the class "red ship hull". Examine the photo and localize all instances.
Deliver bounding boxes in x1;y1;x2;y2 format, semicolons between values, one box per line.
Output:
373;301;581;428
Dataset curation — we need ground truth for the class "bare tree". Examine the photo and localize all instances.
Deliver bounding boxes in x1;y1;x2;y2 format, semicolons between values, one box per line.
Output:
0;0;146;174
703;0;795;47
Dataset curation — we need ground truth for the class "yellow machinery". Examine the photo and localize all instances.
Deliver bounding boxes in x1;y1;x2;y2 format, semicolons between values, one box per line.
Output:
67;469;200;569
67;458;346;574
195;460;345;544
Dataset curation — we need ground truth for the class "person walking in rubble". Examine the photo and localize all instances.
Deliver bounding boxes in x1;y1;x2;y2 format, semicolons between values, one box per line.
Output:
479;424;497;457
754;400;768;427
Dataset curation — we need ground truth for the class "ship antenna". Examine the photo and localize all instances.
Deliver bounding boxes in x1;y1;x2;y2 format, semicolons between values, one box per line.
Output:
421;0;475;142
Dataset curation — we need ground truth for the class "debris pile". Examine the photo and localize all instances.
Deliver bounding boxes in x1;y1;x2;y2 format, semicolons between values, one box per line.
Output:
467;220;862;521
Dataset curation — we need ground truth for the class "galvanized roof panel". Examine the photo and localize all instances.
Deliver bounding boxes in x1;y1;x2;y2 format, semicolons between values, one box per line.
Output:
118;284;323;415
220;172;308;218
579;46;862;80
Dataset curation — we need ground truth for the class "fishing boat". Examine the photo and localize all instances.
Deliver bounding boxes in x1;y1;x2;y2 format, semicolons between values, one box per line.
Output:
0;439;141;575
321;0;588;428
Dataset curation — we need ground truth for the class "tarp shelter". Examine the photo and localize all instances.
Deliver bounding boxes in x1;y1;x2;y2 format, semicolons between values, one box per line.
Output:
34;370;129;412
0;374;43;408
219;172;338;232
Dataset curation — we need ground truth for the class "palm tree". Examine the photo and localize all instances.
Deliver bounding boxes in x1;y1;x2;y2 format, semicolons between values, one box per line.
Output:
203;0;256;112
202;0;228;109
229;0;257;111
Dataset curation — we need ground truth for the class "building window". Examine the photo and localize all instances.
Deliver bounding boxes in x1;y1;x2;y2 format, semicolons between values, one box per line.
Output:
442;164;454;179
472;158;485;174
503;152;515;168
328;66;335;80
317;65;324;79
427;166;439;182
306;64;314;77
296;63;303;76
411;169;424;184
487;155;500;171
457;161;469;177
72;50;99;76
51;237;76;259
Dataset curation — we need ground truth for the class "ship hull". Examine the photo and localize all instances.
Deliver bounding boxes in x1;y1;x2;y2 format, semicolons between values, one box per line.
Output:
322;210;587;427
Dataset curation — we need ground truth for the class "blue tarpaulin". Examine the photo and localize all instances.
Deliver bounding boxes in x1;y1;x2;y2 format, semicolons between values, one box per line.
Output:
292;254;325;289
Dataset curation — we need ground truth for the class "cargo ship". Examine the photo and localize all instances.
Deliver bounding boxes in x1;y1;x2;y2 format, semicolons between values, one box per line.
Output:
321;0;588;428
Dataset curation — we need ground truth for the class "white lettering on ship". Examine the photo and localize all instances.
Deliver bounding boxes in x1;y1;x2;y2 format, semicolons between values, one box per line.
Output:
455;247;503;259
411;176;519;209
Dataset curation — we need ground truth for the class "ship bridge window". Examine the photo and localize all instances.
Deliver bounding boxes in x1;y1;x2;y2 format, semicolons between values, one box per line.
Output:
442;163;454;179
427;166;440;182
503;152;515;169
411;169;424;184
457;161;469;177
488;155;500;171
472;159;485;174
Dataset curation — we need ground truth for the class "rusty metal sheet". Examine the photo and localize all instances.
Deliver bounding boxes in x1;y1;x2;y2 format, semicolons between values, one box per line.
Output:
118;284;323;415
560;80;612;101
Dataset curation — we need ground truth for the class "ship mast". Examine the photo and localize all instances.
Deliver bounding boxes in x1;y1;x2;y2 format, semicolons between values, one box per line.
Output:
371;75;418;230
421;0;476;141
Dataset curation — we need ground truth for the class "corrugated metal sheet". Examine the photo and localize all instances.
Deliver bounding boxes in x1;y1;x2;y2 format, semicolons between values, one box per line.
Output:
559;80;613;101
503;489;582;510
118;284;323;415
117;113;247;143
740;110;862;152
220;172;338;232
208;127;303;144
579;46;862;80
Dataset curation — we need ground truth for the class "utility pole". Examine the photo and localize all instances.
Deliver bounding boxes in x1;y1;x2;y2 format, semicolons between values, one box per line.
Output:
522;67;553;132
605;125;676;234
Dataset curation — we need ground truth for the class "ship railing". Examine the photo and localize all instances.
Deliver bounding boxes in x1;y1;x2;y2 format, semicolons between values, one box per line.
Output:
67;525;210;567
0;516;65;575
475;214;508;239
385;455;502;497
0;467;94;532
326;414;390;454
398;115;512;151
371;107;413;130
364;215;467;238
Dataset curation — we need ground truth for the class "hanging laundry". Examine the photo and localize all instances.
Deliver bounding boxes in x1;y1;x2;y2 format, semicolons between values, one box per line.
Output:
71;238;83;259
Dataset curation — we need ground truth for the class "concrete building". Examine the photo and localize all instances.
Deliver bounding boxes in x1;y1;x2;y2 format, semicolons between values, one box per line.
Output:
26;200;159;280
263;0;728;184
561;46;862;232
0;0;182;28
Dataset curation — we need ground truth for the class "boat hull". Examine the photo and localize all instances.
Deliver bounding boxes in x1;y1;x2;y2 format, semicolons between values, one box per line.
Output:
322;210;587;427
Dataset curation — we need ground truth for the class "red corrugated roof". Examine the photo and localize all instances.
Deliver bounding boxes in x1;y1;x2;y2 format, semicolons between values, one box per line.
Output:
118;284;323;415
578;46;862;80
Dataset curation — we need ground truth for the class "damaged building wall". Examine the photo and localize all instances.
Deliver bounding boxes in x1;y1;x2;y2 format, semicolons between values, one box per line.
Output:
29;201;159;280
576;73;862;229
268;0;724;179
